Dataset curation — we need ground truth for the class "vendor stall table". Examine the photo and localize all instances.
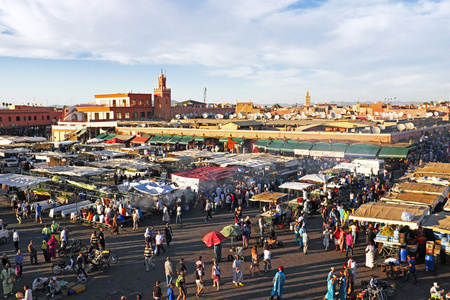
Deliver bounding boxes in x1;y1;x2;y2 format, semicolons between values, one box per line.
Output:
374;239;405;257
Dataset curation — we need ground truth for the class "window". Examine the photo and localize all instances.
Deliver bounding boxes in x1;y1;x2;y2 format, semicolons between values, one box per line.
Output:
23;116;26;121
28;116;31;121
34;116;37;120
146;99;150;105
47;115;50;120
147;111;152;118
94;113;99;120
139;99;143;105
125;112;130;119
133;112;138;118
131;99;136;105
140;112;145;118
0;117;2;122
42;116;44;120
112;100;116;107
116;112;122;119
8;117;11;122
16;116;20;121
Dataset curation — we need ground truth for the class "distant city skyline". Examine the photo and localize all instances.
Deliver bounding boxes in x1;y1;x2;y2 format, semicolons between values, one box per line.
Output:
1;0;449;106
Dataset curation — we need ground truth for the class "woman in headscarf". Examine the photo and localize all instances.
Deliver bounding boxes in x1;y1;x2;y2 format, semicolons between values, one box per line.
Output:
41;240;50;263
338;270;346;300
324;273;337;300
47;235;57;259
0;263;14;298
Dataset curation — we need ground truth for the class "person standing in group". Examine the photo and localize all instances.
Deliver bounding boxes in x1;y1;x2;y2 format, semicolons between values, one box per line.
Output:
89;231;99;253
60;227;67;250
155;231;166;256
294;222;301;245
132;210;140;231
405;255;418;284
27;241;38;265
298;225;305;249
144;244;155;272
347;258;357;293
302;229;309;255
259;216;265;238
176;204;182;225
22;285;32;300
153;281;162;300
250;245;262;278
322;227;331;251
232;255;244;286
15;249;23;280
365;241;375;269
35;203;42;224
194;264;204;298
269;266;285;300
176;258;187;276
165;257;173;287
162;205;170;225
75;253;88;279
41;225;51;242
263;246;272;273
205;200;213;221
47;235;57;259
50;221;59;234
165;224;173;248
345;231;353;257
338;270;347;300
324;273;337;300
211;260;220;291
98;228;105;251
0;263;15;298
12;229;19;252
41;240;50;263
175;273;186;300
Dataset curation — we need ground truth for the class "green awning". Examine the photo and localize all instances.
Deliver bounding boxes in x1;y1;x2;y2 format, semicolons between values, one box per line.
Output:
281;141;299;153
157;135;172;144
168;135;182;145
179;136;193;145
219;137;229;143
142;134;150;137
329;143;348;153
266;140;285;152
253;139;270;149
148;134;162;144
309;142;347;157
232;138;243;144
310;142;330;152
95;133;108;139
194;136;204;142
75;128;87;137
378;147;410;159
345;144;380;158
102;133;117;141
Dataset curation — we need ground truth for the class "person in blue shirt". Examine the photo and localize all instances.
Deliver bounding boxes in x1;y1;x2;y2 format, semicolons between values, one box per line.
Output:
167;283;175;300
405;255;418;284
270;266;285;300
35;203;42;224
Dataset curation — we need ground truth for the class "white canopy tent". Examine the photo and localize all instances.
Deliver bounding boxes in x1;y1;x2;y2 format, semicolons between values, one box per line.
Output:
0;173;50;188
31;166;110;177
278;182;315;190
118;180;176;195
299;174;334;184
88;159;160;171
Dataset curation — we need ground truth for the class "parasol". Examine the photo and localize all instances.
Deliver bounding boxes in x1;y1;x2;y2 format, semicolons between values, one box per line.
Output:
220;225;243;250
202;232;227;247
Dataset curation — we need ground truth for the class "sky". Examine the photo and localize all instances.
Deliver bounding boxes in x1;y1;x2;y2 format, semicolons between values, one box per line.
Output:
0;0;450;106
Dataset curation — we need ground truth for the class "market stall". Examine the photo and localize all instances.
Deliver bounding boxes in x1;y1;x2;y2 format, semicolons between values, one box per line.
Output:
391;182;449;197
380;191;444;212
0;173;50;190
250;192;287;227
350;202;429;257
278;182;314;209
171;166;236;192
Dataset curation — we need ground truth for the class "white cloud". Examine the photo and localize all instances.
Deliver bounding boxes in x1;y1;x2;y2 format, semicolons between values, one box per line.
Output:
0;0;449;103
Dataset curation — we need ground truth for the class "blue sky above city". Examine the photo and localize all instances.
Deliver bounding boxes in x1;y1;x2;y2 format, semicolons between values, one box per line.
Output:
0;0;449;106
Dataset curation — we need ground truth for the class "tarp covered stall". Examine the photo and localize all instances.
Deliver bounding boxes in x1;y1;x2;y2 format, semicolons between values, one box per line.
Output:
349;202;429;229
421;213;450;234
253;139;271;149
299;174;334;184
119;180;176;195
266;140;285;152
0;173;50;189
31;166;110;177
250;192;287;203
391;182;449;197
84;150;127;158
178;136;193;145
310;143;348;158
130;136;150;144
414;162;450;178
171;167;237;191
168;135;182;145
278;182;315;190
157;134;173;144
148;134;162;144
88;159;160;171
86;138;104;144
378;147;410;159
345;144;380;158
292;142;313;156
380;191;443;211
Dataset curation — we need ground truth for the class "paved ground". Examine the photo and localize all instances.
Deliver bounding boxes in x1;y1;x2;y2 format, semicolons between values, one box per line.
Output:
0;194;449;300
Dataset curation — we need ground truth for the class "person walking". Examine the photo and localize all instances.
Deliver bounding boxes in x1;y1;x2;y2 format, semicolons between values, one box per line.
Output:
165;224;173;248
144;244;155;271
165;257;173;287
41;240;50;263
155;231;166;256
89;231;99;253
132;210;140;231
175;273;186;300
153;281;162;300
27;241;38;265
294;221;301;245
175;204;182;225
259;216;266;238
232;255;244;286
298;225;305;249
194;264;204;298
167;283;175;300
322;227;331;251
205;200;213;221
15;249;23;280
269;266;285;300
12;229;19;252
324;273;337;300
263;246;272;273
211;260;220;291
302;229;309;255
176;258;187;276
250;245;262;278
365;241;375;269
35;203;42;224
75;253;88;278
338;270;346;300
47;235;57;259
405;255;418;284
98;228;105;251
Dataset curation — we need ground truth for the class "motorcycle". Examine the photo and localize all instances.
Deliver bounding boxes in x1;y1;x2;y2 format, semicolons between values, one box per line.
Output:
52;258;76;275
361;277;397;298
93;249;118;264
87;253;110;273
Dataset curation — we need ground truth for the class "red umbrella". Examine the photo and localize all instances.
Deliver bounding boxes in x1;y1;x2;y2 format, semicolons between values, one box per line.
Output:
202;232;227;247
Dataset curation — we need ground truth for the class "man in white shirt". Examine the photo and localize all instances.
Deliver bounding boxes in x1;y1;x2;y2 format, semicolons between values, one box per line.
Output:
263;246;271;272
22;285;32;300
155;231;165;256
13;228;19;252
60;227;67;249
176;204;182;225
